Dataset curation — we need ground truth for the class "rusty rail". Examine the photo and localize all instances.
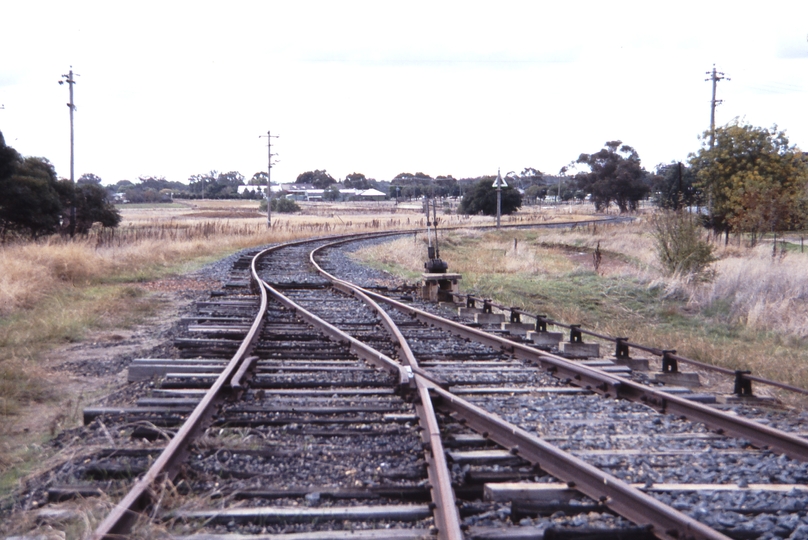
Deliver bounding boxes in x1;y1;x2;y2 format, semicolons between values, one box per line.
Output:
90;231;405;539
454;293;808;397
351;289;808;462
90;244;271;539
310;241;732;540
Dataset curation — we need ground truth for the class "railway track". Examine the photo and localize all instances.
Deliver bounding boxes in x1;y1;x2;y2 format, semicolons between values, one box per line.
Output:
8;229;808;540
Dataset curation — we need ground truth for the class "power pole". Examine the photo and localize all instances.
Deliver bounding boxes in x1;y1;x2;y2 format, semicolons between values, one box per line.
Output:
59;67;78;237
492;168;507;229
259;131;279;228
705;65;729;148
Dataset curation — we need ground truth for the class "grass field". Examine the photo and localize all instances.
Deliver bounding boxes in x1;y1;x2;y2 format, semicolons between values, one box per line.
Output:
354;219;808;404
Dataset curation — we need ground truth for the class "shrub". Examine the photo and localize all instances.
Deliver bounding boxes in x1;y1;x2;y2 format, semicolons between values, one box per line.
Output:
259;197;300;213
651;211;716;279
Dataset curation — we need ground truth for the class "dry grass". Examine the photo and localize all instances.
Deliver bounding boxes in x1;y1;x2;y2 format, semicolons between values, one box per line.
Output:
353;218;808;403
699;245;808;337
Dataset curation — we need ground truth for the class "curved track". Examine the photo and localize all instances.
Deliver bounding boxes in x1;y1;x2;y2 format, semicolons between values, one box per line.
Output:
9;227;808;540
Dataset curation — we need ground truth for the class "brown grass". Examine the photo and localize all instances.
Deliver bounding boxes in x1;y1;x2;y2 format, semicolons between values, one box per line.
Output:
353;218;808;404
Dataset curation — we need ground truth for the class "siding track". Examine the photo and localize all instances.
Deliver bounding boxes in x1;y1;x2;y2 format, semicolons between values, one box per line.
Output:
8;228;808;540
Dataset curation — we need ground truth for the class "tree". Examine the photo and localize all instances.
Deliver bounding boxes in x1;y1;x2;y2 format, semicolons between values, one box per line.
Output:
77;173;103;185
0;155;63;238
519;167;544;188
524;185;547;205
344;172;370;190
323;185;341;201
690;120;808;240
652;162;700;211
60;181;121;233
574;141;650;212
249;171;268;185
295;170;336;189
458;177;522;216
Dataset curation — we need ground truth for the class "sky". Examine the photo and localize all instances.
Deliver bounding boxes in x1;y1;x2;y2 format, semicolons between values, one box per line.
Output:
1;1;807;186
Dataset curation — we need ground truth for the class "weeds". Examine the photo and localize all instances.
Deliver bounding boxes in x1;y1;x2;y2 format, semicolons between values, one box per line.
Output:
353;220;808;397
651;211;716;280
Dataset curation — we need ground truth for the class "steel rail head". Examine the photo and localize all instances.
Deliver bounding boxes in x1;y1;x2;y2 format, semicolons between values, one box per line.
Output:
91;250;271;540
270;242;464;539
616;380;808;462
425;381;731;540
460;294;808;397
349;287;808;462
292;234;732;540
260;278;411;387
358;288;625;397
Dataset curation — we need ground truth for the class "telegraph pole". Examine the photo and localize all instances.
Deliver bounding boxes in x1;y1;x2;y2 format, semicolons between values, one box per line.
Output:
259;131;279;228
705;65;729;148
59;67;78;236
493;168;507;229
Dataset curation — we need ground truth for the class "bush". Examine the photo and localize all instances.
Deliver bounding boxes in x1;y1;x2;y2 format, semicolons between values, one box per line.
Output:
260;197;300;213
651;211;716;279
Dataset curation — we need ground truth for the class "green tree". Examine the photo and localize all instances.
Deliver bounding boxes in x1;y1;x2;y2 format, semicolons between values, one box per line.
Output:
77;173;103;185
458;177;522;216
652;162;700;211
574;141;650;212
323;185;341;201
524;185;547;205
295;170;336;189
0;153;63;238
249;171;268;185
344;172;370;190
690;120;808;241
59;181;122;233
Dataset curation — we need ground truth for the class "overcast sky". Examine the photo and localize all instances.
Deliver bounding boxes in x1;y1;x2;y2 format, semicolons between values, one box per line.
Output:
1;1;807;185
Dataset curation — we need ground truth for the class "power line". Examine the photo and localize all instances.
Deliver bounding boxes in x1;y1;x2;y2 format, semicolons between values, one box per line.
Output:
705;64;729;149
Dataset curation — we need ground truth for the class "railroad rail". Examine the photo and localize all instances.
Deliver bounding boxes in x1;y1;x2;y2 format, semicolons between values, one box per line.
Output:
6;226;808;540
452;294;808;398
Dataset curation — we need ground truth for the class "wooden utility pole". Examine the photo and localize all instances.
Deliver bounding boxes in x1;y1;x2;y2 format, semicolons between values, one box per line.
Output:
493;168;507;229
259;131;279;228
706;65;729;148
59;67;78;236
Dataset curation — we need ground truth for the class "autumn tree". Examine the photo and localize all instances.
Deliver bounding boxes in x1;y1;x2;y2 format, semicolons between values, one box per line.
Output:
574;141;650;212
690;120;808;241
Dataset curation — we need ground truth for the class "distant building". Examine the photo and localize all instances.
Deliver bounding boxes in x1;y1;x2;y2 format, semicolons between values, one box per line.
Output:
358;188;386;201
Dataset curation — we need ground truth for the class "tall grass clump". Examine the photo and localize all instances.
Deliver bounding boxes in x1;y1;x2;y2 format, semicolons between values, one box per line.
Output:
651;212;716;280
697;245;808;337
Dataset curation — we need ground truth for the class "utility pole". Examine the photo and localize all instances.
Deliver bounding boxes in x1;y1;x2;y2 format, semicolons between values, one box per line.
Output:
259;131;279;228
492;168;507;229
59;67;78;237
705;65;729;148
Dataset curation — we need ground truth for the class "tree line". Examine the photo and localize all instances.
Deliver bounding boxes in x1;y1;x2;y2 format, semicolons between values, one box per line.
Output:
0;132;120;239
2;119;806;241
